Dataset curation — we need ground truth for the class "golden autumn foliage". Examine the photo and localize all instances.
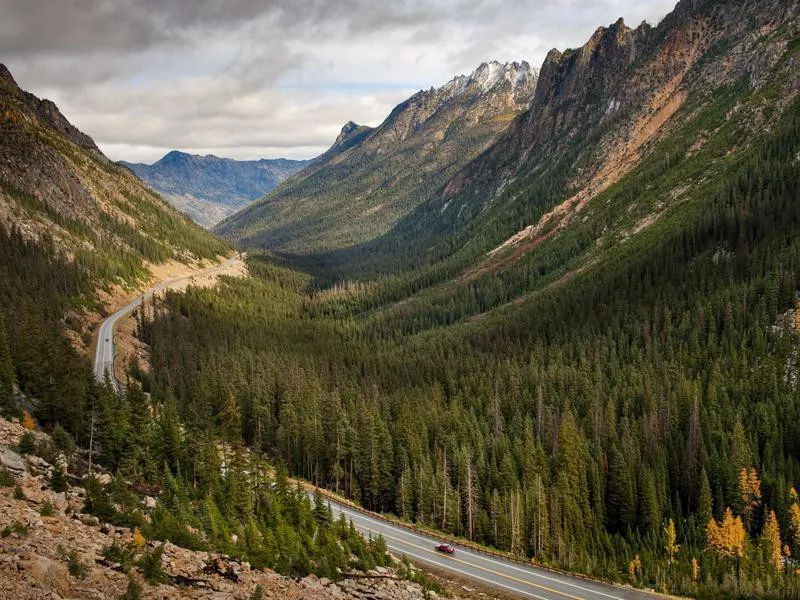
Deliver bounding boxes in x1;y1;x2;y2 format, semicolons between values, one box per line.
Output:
738;467;762;524
628;554;642;581
21;410;36;431
790;500;800;551
707;508;746;560
692;557;699;582
664;518;679;565
133;527;145;548
763;510;783;572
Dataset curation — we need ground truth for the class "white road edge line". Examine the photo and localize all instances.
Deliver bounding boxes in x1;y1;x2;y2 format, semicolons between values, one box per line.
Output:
334;503;627;600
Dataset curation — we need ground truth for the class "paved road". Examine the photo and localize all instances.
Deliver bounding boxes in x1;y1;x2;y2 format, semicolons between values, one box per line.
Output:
92;256;240;389
323;496;659;600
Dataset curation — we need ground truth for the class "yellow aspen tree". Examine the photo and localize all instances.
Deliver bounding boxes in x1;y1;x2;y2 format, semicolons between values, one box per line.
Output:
763;509;783;572
795;298;800;332
738;467;762;529
790;487;800;552
628;554;642;582
133;527;145;548
21;410;35;431
691;557;699;582
707;508;746;560
664;518;679;565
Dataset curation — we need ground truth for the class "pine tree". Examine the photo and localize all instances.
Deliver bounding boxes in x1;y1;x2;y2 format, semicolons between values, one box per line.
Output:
606;445;635;534
698;468;713;533
0;314;16;417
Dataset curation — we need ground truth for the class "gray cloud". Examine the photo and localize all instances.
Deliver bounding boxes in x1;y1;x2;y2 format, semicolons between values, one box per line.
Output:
1;0;678;163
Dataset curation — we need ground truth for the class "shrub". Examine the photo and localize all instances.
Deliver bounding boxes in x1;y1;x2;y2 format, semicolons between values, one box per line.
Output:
51;425;76;458
1;521;28;538
83;475;116;522
102;540;137;570
250;584;264;600
18;431;36;455
137;543;166;584
0;466;14;487
58;544;89;579
50;467;68;493
13;484;25;500
119;576;142;600
39;500;55;516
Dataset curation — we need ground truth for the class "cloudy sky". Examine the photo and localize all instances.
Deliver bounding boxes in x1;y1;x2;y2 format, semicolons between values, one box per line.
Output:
2;0;677;164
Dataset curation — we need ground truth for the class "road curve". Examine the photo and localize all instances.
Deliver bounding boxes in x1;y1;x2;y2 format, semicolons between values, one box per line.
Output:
92;256;240;389
323;496;660;600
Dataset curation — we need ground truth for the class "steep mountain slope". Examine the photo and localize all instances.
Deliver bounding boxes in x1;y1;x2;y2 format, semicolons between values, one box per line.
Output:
0;63;229;413
0;64;229;287
121;151;310;228
217;61;537;252
293;0;799;288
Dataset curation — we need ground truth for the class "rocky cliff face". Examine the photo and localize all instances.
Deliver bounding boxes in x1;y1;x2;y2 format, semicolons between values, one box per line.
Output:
0;64;102;157
121;151;310;228
216;61;537;253
429;0;800;255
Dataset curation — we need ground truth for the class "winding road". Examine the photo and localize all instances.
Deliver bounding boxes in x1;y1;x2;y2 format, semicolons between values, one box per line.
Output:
92;256;240;389
323;495;662;600
92;256;662;599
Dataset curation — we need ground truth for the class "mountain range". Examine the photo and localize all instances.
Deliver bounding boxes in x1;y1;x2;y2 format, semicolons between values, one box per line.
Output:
121;152;310;228
3;0;800;596
217;60;537;252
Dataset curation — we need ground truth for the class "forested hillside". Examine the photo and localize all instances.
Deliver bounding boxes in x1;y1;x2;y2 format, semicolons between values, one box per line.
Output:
133;0;800;597
0;60;229;430
138;94;800;596
0;65;229;286
0;62;409;590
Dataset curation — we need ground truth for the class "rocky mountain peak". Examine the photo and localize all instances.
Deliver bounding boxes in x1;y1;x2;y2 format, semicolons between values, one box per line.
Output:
335;121;364;145
0;63;17;89
436;60;537;105
0;64;103;156
158;150;191;165
470;60;535;91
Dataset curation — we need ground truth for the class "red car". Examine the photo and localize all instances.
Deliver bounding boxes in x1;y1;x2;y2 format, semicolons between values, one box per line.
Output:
435;543;455;554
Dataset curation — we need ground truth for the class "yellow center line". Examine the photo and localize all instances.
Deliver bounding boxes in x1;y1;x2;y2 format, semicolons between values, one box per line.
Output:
376;529;585;600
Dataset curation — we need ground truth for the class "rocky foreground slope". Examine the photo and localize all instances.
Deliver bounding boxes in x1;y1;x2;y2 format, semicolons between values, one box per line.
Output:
0;416;465;600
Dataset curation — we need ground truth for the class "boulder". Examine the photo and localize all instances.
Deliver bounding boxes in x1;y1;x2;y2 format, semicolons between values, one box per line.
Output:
17;553;70;597
78;513;100;527
0;447;26;476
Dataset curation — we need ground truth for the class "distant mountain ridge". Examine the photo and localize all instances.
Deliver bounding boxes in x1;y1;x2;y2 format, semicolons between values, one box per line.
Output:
122;151;310;228
217;60;537;251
